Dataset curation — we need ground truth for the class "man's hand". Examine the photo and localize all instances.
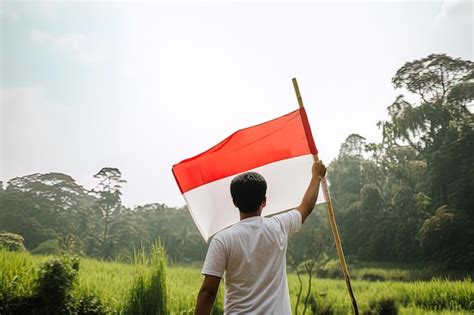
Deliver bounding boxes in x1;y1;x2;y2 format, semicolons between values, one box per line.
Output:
297;160;326;223
312;160;327;179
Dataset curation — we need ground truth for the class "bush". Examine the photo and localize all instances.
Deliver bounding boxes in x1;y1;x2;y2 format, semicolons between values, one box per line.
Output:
366;296;398;315
34;255;80;313
74;293;110;315
418;206;474;267
0;295;37;315
0;232;26;251
309;294;333;315
357;268;409;282
317;259;342;279
360;271;386;281
0;255;81;314
31;239;64;256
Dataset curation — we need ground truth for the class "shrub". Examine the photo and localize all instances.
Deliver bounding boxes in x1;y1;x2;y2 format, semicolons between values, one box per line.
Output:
0;232;26;251
31;239;64;255
360;270;387;282
357;268;409;282
418;206;474;267
34;255;80;313
0;294;37;315
74;293;110;315
0;255;80;314
367;296;398;315
309;294;333;315
317;259;342;279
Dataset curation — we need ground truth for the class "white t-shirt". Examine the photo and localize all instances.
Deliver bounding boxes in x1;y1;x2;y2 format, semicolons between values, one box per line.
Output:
202;209;302;315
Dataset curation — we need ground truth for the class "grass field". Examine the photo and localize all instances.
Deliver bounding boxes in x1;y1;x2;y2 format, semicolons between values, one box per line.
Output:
1;249;473;314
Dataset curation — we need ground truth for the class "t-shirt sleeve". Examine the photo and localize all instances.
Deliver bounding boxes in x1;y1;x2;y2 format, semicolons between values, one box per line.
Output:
201;237;226;278
271;209;302;237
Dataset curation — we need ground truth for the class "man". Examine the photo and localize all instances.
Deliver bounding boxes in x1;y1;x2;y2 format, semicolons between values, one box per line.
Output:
195;160;327;314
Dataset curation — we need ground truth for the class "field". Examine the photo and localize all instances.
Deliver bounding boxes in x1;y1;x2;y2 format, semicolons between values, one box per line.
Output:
1;249;473;314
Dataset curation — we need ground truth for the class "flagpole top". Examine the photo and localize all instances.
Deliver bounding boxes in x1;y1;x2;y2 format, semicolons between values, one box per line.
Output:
292;78;305;109
291;78;318;160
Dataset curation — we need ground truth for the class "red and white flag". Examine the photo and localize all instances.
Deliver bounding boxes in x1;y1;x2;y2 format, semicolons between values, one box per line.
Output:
172;108;326;241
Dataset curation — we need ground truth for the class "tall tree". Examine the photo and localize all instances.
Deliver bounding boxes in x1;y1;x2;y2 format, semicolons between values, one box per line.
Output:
0;173;94;250
329;54;473;262
381;54;473;211
381;54;472;151
93;168;126;257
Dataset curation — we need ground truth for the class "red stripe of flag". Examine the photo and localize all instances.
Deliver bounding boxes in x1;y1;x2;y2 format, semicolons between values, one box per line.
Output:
172;108;317;193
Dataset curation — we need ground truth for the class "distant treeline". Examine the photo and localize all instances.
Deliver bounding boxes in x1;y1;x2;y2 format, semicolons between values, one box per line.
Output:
0;170;207;262
1;53;473;267
328;54;474;267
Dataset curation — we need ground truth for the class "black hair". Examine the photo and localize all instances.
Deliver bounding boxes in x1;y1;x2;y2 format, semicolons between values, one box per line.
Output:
230;172;267;213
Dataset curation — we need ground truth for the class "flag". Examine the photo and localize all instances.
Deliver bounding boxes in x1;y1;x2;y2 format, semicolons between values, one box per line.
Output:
172;108;326;241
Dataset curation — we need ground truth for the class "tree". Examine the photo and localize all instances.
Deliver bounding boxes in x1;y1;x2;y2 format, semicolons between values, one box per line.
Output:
327;134;367;212
381;54;473;153
392;53;473;104
418;206;474;266
93;167;126;258
0;173;94;250
339;134;366;158
133;203;208;263
374;53;474;262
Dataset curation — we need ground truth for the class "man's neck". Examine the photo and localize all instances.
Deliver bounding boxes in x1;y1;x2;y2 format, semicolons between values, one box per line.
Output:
240;211;262;221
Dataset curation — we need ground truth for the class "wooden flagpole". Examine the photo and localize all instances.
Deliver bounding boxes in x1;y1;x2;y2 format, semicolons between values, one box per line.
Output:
292;78;359;315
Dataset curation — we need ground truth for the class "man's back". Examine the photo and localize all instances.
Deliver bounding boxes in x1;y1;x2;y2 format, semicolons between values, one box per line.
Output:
202;210;302;314
195;162;326;315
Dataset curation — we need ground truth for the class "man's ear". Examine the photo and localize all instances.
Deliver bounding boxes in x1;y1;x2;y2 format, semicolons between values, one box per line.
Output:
232;198;238;208
261;196;267;208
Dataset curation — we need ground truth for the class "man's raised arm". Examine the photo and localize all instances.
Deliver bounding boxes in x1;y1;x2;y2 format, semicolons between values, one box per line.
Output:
297;160;326;223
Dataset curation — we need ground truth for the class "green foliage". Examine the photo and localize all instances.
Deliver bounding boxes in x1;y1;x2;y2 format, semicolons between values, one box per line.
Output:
367;296;398;315
31;239;64;255
309;294;333;315
74;293;110;315
0;248;37;314
0;232;26;251
123;241;168;315
93;167;127;258
0;169;206;262
0;173;97;252
0;53;472;314
326;53;474;264
34;255;80;313
357;269;408;282
0;253;81;314
317;259;342;279
1;250;473;314
392;54;472;104
418;206;474;267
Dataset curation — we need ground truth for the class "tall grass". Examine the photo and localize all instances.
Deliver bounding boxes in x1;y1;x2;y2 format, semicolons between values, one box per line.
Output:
123;241;168;315
0;248;38;300
165;266;224;314
74;257;136;311
1;248;473;314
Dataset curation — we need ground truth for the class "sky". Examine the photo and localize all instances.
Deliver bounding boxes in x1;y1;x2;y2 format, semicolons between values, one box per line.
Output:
1;0;472;208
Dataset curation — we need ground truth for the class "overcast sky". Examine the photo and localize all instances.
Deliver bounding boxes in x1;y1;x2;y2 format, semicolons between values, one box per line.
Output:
1;0;472;207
